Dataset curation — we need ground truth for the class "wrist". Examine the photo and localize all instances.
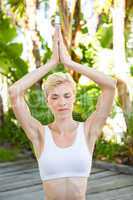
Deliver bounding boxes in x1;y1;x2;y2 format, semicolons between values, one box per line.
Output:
63;57;71;66
49;58;58;66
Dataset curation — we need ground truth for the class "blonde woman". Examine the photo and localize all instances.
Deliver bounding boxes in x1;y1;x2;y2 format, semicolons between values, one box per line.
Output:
8;25;116;200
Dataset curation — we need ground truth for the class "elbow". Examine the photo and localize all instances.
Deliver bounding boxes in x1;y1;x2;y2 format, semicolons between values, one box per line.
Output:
102;80;117;95
8;85;23;100
111;79;117;89
107;78;117;90
8;86;16;98
104;79;117;90
8;86;17;103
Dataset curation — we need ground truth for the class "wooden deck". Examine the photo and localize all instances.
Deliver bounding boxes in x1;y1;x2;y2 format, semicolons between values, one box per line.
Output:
0;158;133;200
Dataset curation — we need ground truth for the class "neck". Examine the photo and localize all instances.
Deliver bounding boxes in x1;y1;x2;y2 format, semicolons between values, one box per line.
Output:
53;114;76;134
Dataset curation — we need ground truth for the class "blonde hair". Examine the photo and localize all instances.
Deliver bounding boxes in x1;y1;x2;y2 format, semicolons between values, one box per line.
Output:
42;72;76;99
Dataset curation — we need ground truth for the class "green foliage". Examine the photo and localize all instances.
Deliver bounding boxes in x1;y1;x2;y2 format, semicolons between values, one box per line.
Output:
130;65;133;76
0;41;28;83
0;13;17;43
7;0;25;17
41;36;52;64
0;109;30;149
0;147;20;162
94;0;113;15
97;23;113;48
77;43;97;67
80;16;89;34
124;110;133;137
26;87;54;124
74;83;100;120
81;26;88;34
99;14;112;24
94;137;124;161
0;12;28;83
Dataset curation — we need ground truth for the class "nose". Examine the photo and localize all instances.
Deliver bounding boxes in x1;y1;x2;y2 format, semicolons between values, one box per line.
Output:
58;97;66;106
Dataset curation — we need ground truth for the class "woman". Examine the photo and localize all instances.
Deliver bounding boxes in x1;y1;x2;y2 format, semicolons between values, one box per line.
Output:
8;25;116;200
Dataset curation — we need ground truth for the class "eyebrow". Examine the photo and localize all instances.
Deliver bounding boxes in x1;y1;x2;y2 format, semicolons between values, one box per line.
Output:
51;92;71;97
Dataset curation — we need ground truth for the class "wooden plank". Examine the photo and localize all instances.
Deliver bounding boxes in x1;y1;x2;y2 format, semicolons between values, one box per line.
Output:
0;160;37;170
0;162;37;175
87;185;133;200
0;178;41;193
90;170;118;180
0;158;36;167
0;190;44;200
0;184;43;199
0;167;101;180
93;160;133;175
2;190;44;200
0;168;38;178
0;169;108;192
87;174;133;194
0;172;40;189
91;168;106;173
0;159;133;200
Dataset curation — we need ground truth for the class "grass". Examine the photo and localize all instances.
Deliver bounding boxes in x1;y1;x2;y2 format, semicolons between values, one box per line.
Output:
0;146;21;162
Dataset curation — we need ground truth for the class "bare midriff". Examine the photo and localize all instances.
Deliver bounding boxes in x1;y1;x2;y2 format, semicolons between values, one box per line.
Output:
42;176;88;200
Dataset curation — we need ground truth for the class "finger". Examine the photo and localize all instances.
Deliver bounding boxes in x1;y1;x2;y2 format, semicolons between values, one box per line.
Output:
58;27;62;39
53;33;58;47
55;24;60;32
53;31;59;48
54;28;58;39
55;30;60;44
59;29;64;46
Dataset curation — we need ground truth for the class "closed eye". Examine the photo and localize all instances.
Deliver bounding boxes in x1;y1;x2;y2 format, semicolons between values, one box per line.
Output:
65;95;71;98
52;96;70;100
52;94;71;99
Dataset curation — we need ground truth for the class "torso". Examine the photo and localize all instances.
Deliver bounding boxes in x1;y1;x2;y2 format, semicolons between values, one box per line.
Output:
32;121;95;200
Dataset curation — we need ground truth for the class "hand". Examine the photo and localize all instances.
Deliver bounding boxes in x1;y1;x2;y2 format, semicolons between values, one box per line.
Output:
58;26;71;65
50;25;59;65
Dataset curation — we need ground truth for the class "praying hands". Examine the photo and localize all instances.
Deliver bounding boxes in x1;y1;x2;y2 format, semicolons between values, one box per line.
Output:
51;24;71;66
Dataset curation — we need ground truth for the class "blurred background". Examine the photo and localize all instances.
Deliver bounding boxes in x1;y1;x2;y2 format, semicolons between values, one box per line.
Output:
0;0;133;166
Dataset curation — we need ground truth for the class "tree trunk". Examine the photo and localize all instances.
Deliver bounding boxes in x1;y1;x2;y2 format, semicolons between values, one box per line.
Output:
0;93;4;127
58;0;71;50
113;0;133;136
125;0;133;63
58;0;82;82
70;0;82;82
23;0;42;88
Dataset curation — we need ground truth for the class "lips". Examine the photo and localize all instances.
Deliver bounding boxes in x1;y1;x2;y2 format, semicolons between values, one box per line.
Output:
58;108;68;111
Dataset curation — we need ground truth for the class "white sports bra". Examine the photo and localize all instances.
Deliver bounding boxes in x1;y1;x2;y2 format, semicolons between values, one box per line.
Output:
37;122;92;181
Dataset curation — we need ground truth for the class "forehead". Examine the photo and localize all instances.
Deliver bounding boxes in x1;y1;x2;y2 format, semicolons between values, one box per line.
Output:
49;82;74;95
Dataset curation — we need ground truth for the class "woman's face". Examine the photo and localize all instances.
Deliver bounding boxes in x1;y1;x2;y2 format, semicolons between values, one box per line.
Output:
46;82;75;116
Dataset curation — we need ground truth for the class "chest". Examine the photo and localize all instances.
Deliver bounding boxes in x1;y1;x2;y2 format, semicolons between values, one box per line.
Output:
51;130;78;148
33;123;94;160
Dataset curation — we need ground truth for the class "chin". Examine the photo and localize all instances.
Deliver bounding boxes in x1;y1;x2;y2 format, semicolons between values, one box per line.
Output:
56;109;72;115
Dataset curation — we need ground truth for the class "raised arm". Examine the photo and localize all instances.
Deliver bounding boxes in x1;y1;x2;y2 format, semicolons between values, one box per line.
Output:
58;27;117;145
8;27;59;145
